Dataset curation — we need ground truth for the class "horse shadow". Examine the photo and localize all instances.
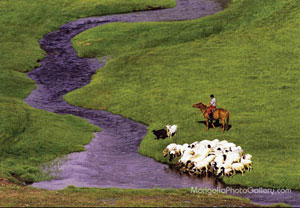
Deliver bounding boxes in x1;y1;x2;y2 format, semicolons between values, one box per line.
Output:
197;120;232;131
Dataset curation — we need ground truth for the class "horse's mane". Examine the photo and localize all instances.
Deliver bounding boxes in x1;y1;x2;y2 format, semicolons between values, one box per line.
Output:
199;102;207;108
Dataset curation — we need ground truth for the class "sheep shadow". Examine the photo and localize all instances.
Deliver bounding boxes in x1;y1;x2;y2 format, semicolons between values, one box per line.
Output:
197;120;232;131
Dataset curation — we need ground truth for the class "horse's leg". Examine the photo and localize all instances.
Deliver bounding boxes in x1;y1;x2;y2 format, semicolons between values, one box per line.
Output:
222;119;225;132
226;112;230;131
211;112;216;129
211;120;216;129
206;119;209;131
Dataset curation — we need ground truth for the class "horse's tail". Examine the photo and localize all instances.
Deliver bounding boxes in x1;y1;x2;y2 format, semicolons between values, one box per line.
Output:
226;111;230;130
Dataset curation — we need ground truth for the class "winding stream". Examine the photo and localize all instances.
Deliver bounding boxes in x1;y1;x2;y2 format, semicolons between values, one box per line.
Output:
24;0;300;206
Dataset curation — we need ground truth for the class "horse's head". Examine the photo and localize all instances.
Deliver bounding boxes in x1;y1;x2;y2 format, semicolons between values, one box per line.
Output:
192;102;206;109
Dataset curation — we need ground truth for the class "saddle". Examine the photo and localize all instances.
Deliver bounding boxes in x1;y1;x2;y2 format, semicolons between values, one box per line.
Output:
209;108;216;120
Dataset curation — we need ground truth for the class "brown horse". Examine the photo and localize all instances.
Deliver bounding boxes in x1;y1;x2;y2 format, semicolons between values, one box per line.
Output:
192;102;230;132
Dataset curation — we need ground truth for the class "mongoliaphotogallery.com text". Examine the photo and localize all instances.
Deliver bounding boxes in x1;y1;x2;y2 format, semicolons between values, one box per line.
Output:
191;187;292;195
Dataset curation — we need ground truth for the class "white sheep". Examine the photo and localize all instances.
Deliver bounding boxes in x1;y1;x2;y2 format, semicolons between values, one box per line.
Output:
162;143;177;157
189;141;200;149
193;154;216;174
241;158;252;171
186;151;206;168
224;167;233;176
225;152;241;164
231;146;243;156
221;142;236;149
214;154;226;169
179;143;189;155
243;153;252;160
216;163;233;176
166;124;177;138
212;139;220;143
178;148;195;166
199;140;212;148
188;148;213;170
219;140;228;145
193;143;207;153
163;139;252;177
211;139;220;148
167;144;184;161
214;145;224;153
231;163;245;175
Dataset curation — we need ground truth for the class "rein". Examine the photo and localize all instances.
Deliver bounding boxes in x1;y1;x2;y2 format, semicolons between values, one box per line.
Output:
200;106;208;115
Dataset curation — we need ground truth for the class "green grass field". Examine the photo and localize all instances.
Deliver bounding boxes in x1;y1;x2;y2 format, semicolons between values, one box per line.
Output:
66;0;300;189
0;0;176;183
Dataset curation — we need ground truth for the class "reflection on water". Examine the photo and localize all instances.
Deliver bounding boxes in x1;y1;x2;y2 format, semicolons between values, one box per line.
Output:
216;0;232;8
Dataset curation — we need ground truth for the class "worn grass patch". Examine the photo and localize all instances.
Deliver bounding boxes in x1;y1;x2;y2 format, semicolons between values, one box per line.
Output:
67;0;300;189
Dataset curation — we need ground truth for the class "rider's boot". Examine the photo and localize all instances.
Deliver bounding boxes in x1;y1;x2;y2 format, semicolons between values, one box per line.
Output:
209;112;214;121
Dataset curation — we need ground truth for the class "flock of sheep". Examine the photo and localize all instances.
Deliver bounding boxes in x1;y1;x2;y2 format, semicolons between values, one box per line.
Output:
162;139;253;177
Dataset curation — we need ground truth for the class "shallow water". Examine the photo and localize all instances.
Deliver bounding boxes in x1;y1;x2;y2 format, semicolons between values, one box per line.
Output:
24;0;300;206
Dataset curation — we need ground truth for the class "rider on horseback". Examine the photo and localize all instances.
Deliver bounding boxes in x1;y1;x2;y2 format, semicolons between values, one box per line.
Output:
207;94;216;120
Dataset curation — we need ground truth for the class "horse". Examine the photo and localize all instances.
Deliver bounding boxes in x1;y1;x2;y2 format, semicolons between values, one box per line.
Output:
192;102;230;132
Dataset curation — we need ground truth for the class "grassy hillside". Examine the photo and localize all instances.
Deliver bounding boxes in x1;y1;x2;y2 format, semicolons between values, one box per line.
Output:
66;0;300;189
0;0;175;182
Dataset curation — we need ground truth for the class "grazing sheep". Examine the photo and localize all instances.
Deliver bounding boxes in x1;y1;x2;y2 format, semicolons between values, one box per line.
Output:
214;145;224;153
190;148;211;163
153;129;168;139
193;154;216;174
212;139;220;143
223;167;233;176
162;143;177;157
188;148;213;170
168;144;184;161
162;139;252;177
243;154;252;160
231;163;245;175
219;140;228;145
231;146;243;156
178;148;195;166
199;140;210;144
211;161;218;173
225;152;241;164
192;144;209;155
175;145;183;156
168;150;176;161
179;143;190;155
166;124;178;138
222;142;236;149
199;140;211;147
214;154;227;170
217;163;234;176
217;160;234;176
241;158;252;171
211;139;220;148
186;151;205;168
189;141;200;149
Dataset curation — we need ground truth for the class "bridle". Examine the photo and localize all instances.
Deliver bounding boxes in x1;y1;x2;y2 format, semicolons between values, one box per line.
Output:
198;104;207;115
